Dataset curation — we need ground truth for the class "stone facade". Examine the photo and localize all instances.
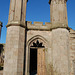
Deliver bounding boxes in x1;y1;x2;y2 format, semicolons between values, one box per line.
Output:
69;29;75;75
3;0;27;75
2;0;75;75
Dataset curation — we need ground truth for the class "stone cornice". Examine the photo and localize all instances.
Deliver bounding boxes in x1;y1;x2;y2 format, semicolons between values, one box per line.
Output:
49;0;67;4
6;21;25;28
6;21;69;31
51;23;68;29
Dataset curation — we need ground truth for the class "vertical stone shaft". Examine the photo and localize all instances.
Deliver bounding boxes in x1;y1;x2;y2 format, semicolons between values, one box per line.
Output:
49;0;70;75
52;28;70;75
3;0;28;75
50;0;68;24
8;0;27;24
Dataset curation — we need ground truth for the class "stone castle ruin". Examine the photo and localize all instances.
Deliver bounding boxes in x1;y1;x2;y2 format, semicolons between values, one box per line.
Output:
0;0;75;75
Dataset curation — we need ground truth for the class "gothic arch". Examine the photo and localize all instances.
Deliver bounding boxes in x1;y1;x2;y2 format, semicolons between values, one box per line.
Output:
25;35;48;75
27;35;48;48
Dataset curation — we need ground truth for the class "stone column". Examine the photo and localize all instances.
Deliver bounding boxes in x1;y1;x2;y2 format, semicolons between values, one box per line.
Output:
52;28;70;75
49;1;70;74
49;0;68;25
3;0;28;75
8;0;27;24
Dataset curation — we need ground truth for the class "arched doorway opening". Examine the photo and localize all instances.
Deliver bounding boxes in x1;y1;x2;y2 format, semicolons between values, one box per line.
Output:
25;35;48;75
30;40;45;75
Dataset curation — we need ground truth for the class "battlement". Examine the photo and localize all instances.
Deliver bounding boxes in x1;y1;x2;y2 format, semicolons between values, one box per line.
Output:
70;29;75;38
27;21;68;31
27;21;52;30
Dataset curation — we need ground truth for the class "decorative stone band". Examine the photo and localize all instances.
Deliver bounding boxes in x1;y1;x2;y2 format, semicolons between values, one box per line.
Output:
51;23;69;29
6;21;69;31
27;21;69;31
49;0;67;4
6;21;25;28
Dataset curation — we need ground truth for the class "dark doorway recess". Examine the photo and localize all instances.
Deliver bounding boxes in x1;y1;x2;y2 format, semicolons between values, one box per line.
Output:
30;48;37;75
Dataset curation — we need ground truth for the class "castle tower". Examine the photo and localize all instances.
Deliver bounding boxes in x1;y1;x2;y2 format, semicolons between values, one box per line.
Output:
3;0;72;75
49;0;70;75
3;0;28;75
49;0;68;25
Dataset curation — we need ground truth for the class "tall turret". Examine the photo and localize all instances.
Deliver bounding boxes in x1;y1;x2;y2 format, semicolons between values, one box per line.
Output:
8;0;28;25
3;0;28;75
49;0;70;75
49;0;68;25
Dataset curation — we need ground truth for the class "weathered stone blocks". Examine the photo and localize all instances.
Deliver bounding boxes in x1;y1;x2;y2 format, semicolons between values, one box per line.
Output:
52;28;70;75
3;26;25;75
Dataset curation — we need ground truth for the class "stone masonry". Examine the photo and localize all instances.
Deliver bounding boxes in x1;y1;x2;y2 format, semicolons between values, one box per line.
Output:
3;0;27;75
2;0;75;75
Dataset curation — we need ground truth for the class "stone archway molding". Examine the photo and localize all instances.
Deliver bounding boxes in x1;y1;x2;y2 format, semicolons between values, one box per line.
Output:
25;35;48;75
27;35;48;48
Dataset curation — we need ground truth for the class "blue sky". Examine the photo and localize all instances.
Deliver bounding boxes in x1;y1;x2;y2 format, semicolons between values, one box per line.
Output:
0;0;75;43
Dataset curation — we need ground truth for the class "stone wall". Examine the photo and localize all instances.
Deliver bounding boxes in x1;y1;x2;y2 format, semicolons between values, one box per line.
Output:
26;26;70;75
3;26;25;75
27;21;68;31
0;70;3;75
2;21;75;75
52;28;70;75
70;29;75;75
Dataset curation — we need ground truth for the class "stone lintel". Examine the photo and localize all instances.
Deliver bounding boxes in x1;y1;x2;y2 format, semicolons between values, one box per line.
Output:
27;21;69;31
6;21;25;28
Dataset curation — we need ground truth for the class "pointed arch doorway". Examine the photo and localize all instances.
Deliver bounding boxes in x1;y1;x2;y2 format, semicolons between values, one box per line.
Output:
30;40;46;75
25;39;47;75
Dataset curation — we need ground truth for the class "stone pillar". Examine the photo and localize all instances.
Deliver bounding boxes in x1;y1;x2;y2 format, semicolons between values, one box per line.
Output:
52;28;70;75
49;0;68;25
3;0;28;75
8;0;28;24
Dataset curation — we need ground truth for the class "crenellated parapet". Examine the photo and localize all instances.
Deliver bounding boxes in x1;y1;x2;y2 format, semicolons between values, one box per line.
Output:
27;21;68;31
27;21;51;31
